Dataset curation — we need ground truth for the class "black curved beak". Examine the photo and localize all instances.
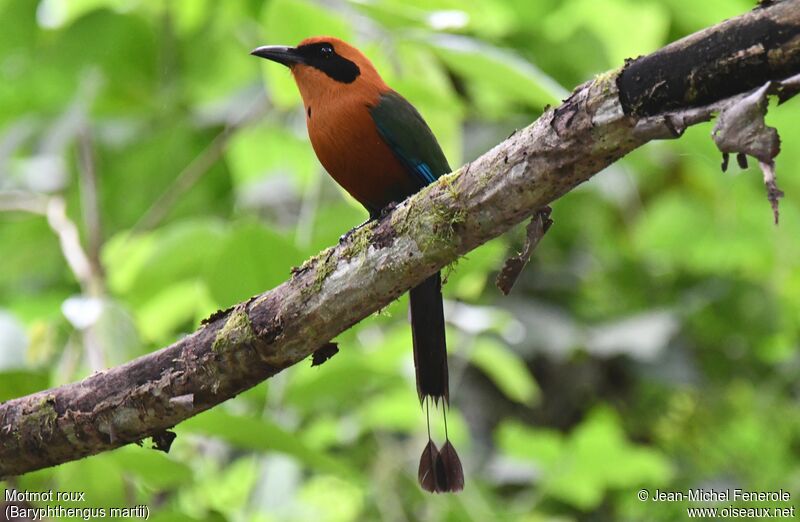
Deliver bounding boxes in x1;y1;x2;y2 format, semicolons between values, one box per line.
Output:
250;45;304;67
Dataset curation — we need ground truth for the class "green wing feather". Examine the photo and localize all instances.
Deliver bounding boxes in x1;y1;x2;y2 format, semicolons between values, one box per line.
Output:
370;90;451;188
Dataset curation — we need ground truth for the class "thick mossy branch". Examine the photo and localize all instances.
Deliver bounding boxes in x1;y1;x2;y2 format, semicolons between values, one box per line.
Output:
1;0;798;479
390;173;468;256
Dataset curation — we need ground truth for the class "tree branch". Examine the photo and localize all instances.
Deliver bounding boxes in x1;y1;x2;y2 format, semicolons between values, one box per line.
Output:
1;0;798;478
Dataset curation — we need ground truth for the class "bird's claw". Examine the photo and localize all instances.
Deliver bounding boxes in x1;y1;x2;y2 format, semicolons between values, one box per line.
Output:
339;219;371;243
380;201;399;218
338;202;398;243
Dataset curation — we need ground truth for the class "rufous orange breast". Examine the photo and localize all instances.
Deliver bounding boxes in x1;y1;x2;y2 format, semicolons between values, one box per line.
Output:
305;91;419;214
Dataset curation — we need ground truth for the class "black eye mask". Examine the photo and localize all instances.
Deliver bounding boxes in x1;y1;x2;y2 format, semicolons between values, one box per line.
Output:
295;42;361;84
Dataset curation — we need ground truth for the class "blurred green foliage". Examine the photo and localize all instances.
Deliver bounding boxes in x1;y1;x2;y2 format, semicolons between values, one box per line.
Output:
1;0;799;520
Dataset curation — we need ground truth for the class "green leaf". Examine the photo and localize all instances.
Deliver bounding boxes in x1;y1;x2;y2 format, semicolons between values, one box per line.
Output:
352;0;517;37
225;123;319;186
107;445;193;489
135;280;215;343
301;415;343;450
98;123;234;231
204;221;302;306
298;475;365;522
425;35;565;112
124;219;225;304
357;387;421;432
632;190;779;276
285;357;404;412
544;0;669;66
662;0;753;32
183;457;259;516
471;337;539;406
0;370;49;402
179;4;258;105
497;422;564;469
0;0;37;53
497;408;672;509
39;0;127;28
0;218;64;295
147;512;208;522
102;230;158;297
180;409;358;479
445;239;507;300
53;454;127;506
49;9;158;111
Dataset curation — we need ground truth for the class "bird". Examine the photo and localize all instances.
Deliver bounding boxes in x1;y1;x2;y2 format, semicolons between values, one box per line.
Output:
251;36;464;493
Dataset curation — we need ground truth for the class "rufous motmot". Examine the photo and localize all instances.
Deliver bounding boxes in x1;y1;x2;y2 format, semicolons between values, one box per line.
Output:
251;36;464;493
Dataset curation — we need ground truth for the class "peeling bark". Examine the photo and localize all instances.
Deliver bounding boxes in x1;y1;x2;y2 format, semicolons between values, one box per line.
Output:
496;207;553;295
1;0;799;478
712;79;790;222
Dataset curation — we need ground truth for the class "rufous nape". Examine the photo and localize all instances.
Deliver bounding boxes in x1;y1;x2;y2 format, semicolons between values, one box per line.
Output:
251;36;464;493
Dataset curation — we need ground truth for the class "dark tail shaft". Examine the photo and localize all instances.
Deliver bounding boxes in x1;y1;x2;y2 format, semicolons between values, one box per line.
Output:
409;272;449;404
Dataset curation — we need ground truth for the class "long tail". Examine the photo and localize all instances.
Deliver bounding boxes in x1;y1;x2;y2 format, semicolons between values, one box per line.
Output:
409;272;464;493
409;272;449;404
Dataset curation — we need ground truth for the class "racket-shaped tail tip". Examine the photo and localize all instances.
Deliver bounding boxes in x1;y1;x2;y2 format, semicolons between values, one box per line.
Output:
418;439;441;493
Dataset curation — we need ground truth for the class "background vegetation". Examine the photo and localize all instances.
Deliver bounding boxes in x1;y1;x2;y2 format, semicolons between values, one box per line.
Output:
1;0;799;520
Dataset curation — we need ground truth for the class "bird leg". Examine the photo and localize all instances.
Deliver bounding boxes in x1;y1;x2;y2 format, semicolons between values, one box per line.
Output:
378;200;399;219
338;200;401;243
338;218;372;243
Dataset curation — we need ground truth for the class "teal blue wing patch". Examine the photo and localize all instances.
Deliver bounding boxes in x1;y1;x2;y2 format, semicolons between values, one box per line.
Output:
370;91;451;188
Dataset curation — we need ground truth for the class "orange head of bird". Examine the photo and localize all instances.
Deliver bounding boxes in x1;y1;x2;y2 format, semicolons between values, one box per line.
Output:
250;36;387;105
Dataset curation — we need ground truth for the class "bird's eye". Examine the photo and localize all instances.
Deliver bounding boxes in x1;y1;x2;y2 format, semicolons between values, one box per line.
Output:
320;45;333;58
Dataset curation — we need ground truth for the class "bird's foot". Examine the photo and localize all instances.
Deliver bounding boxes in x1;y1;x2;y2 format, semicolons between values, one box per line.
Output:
339;219;372;244
338;201;399;244
379;200;399;219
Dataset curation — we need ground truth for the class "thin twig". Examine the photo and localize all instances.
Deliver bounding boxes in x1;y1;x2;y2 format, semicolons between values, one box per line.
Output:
0;191;48;214
0;190;106;370
77;128;105;286
45;197;94;291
